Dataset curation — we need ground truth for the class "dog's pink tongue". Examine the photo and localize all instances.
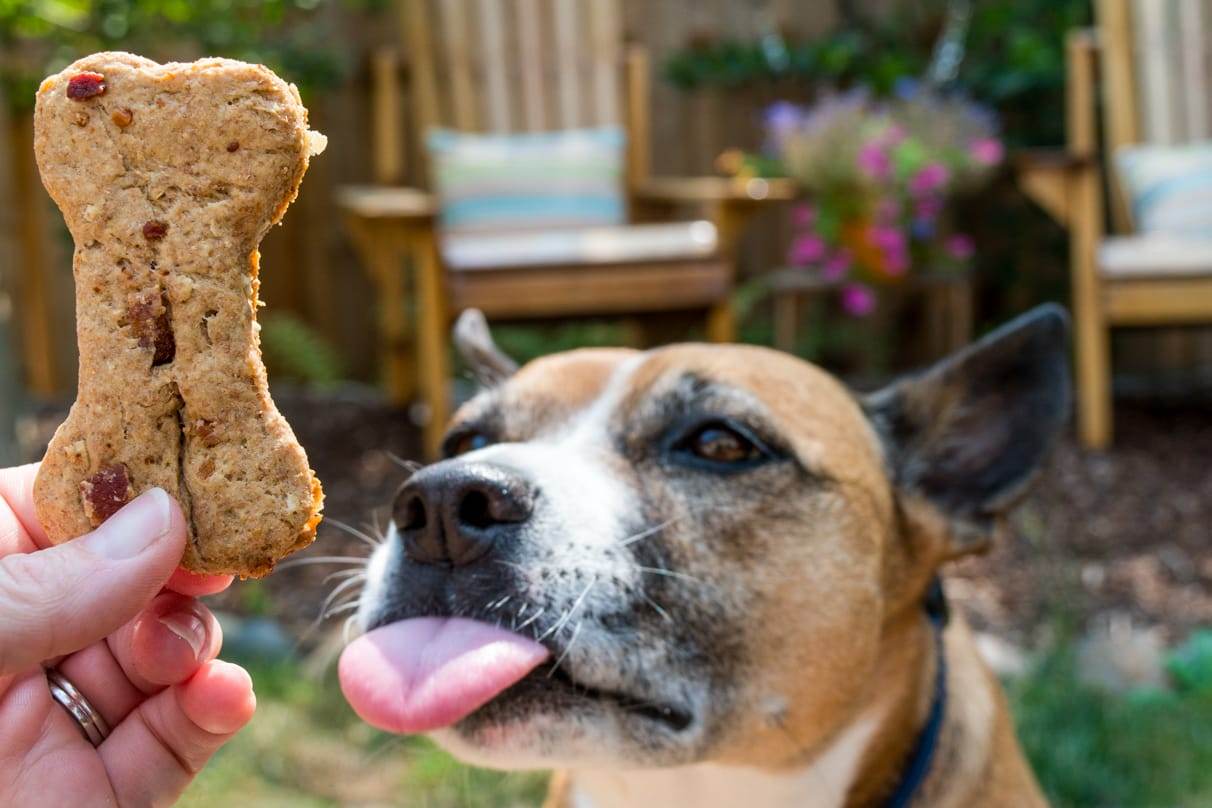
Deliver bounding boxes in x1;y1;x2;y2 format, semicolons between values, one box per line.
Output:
339;617;550;734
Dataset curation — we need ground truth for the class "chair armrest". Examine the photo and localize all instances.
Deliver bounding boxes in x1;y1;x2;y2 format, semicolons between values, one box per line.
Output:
1013;149;1097;227
336;185;437;221
632;176;798;206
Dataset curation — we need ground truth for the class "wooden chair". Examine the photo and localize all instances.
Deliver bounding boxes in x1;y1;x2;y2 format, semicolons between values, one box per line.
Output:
337;0;794;457
1017;0;1212;449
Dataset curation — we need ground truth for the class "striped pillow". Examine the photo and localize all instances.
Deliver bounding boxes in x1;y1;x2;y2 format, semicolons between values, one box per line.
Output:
1116;142;1212;238
427;127;627;234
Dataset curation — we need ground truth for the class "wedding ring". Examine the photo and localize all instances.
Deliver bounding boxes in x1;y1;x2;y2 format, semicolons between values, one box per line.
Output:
45;667;110;748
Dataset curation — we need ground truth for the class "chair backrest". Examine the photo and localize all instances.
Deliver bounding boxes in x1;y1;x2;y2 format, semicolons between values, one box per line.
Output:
375;0;648;189
1096;0;1212;231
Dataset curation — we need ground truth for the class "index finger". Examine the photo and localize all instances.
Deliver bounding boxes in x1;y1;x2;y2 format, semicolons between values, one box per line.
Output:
0;463;49;553
165;568;233;597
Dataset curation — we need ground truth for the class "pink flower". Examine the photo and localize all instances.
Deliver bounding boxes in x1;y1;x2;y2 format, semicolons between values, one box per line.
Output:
871;225;906;252
945;233;976;260
788;234;827;266
841;283;876;317
821;250;852;281
969;137;1004;166
857;143;892;180
791;204;816;228
884;248;910;276
909;162;950;196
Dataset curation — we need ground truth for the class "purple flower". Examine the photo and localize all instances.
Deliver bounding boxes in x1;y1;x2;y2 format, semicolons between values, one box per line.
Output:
841;283;877;317
945;233;976;260
857;143;892;180
914;196;944;221
788;234;827;266
970;137;1005;166
909;162;950;196
764;101;804;151
821;249;852;281
791;203;816;228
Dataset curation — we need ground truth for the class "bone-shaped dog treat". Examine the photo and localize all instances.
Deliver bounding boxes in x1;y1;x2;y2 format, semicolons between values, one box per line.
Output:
32;52;325;577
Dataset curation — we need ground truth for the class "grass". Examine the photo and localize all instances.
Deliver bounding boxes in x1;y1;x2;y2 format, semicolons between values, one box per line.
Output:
1009;641;1212;808
182;637;1212;807
178;659;547;808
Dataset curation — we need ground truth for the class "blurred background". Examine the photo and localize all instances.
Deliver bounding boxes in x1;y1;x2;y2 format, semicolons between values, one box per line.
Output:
2;1;1211;805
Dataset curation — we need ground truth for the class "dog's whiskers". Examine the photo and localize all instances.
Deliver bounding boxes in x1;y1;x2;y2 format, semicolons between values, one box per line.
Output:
385;450;424;474
320;574;367;618
539;577;597;643
636;566;704;585
276;554;369;571
518;606;545;632
640;591;673;622
547;619;585;678
322;567;368;585
616;518;675;548
324;517;383;549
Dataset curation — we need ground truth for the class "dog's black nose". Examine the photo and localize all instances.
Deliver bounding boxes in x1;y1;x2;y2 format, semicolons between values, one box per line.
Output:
393;462;534;567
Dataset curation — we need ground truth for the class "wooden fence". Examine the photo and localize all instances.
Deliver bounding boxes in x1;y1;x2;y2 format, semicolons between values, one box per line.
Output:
9;0;1206;399
0;0;860;395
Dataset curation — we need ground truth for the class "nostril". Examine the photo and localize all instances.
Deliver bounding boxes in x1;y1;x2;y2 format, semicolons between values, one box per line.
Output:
401;494;428;531
457;489;494;530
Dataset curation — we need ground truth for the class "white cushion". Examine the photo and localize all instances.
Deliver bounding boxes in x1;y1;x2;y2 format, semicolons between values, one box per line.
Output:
1115;142;1212;236
1099;235;1212;278
442;221;719;271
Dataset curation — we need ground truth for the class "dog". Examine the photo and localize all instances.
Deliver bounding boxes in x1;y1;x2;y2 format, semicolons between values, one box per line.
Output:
341;305;1068;807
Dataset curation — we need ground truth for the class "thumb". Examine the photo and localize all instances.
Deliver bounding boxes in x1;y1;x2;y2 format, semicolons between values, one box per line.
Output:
0;488;186;676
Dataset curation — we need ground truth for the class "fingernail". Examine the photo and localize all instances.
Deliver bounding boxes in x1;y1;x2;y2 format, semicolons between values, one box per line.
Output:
88;488;173;560
159;609;208;660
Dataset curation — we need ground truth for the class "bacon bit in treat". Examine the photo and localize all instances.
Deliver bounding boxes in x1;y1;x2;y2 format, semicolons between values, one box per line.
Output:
143;220;168;240
199;458;216;479
127;290;175;365
80;463;132;526
111;108;134;127
226;141;240;152
193;419;221;448
72;112;89;127
67;72;106;101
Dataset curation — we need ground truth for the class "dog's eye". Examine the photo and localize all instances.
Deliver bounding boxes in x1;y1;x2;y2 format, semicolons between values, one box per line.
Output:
443;429;492;458
674;420;770;469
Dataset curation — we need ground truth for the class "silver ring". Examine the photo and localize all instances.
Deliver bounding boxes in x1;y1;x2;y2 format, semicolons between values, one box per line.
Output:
45;668;110;748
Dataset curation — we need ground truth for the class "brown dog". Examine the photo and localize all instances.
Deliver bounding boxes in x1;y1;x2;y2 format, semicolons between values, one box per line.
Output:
342;306;1066;807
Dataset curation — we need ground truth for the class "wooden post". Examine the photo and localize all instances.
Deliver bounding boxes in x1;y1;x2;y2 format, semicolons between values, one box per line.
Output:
1067;30;1113;448
372;48;405;185
413;228;450;459
8;116;57;397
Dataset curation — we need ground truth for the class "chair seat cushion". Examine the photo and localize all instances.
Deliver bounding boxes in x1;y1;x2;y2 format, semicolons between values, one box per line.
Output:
427;127;627;234
1099;235;1212;278
442;221;719;271
1115;142;1212;236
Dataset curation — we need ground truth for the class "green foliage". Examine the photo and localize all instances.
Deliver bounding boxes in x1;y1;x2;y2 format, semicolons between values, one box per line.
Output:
260;311;345;388
1167;629;1212;694
0;0;378;112
1010;642;1212;807
662;0;1091;146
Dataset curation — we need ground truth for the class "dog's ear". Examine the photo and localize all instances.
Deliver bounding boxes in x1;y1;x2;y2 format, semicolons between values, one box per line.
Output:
454;308;518;387
863;304;1071;548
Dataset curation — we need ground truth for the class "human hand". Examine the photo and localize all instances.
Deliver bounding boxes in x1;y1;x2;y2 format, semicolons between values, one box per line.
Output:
0;463;256;807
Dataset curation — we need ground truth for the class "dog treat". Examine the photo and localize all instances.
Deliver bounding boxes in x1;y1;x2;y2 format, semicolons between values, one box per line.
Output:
32;52;326;577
